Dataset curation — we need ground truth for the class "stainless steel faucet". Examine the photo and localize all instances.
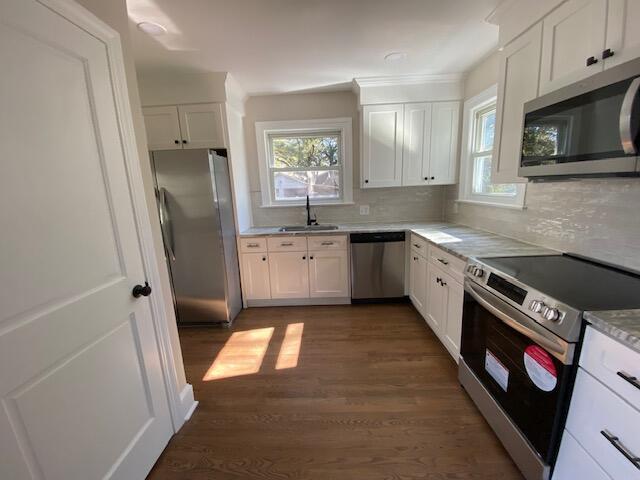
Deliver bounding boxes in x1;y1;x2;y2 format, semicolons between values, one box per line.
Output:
306;195;317;226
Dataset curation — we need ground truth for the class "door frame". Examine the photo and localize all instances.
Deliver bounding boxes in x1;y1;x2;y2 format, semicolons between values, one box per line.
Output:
39;0;195;433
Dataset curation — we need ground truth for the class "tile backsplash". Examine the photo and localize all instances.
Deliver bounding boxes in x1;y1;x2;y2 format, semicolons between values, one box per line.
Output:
445;178;640;272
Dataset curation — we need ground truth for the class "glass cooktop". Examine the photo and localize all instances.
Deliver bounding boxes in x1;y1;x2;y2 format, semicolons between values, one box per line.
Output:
478;254;640;311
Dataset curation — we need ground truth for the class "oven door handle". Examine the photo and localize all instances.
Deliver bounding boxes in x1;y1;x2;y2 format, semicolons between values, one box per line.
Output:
465;280;573;364
620;77;640;155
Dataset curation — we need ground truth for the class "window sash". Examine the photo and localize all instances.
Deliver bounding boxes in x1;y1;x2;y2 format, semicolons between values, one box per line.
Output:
268;131;342;170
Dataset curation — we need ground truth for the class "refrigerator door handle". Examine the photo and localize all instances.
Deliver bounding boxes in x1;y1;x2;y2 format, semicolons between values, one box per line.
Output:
158;187;176;261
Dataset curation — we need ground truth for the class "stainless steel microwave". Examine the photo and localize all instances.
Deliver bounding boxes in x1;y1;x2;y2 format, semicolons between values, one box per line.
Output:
520;57;640;180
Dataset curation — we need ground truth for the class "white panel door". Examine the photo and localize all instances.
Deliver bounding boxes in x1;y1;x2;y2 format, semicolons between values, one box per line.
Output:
361;104;404;188
429;102;460;185
554;430;612;480
0;2;173;479
269;252;310;299
493;22;542;184
308;250;349;298
402;103;431;186
142;106;182;150
409;253;427;315
240;253;271;300
604;0;640;69
425;265;447;336
539;0;607;95
178;103;226;149
442;276;463;362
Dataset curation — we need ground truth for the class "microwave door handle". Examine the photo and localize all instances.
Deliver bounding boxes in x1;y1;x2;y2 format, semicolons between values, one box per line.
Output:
465;281;572;363
158;188;176;262
619;77;640;154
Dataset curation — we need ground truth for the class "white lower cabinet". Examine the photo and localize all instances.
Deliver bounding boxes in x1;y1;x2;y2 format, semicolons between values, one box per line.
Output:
442;275;463;359
409;251;428;314
309;250;349;298
239;252;271;300
425;265;447;334
554;430;611;480
269;252;310;299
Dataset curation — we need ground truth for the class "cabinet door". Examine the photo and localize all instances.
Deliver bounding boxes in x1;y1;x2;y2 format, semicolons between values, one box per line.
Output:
539;0;607;95
240;253;271;300
428;102;460;185
402;103;431;186
604;0;640;69
492;22;542;184
409;253;427;314
308;250;349;298
425;265;447;336
442;275;463;362
361;104;404;188
269;252;309;299
178;103;226;149
142;106;181;150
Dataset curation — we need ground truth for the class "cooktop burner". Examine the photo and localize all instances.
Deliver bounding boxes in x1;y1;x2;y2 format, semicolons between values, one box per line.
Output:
478;254;640;311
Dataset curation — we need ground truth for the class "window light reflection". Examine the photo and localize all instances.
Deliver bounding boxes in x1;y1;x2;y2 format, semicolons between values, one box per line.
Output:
275;323;304;370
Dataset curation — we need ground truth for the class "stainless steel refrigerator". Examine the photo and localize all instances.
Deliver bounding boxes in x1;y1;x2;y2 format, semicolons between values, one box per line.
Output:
151;149;242;326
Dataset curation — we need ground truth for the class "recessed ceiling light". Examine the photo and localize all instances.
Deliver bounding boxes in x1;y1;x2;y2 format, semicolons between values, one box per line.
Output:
384;52;408;63
137;21;167;36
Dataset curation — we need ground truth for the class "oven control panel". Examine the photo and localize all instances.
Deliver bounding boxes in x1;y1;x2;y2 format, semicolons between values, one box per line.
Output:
528;300;562;322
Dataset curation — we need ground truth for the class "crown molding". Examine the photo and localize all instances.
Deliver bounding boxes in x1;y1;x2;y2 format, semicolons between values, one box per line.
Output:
353;73;464;89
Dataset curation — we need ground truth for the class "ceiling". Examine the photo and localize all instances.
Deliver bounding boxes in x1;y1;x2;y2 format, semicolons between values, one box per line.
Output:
127;0;501;95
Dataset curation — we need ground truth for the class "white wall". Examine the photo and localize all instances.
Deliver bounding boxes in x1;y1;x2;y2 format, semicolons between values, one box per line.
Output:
446;51;640;271
245;90;446;227
137;71;227;106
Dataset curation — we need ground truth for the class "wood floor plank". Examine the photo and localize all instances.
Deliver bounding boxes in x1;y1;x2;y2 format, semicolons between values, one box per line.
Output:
148;304;523;479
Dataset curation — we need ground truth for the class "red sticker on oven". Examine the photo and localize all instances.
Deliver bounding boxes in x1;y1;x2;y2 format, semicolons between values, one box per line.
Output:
524;345;557;392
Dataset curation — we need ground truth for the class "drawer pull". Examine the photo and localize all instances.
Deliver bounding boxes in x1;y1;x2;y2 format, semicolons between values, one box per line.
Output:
617;371;640;390
281;242;294;246
600;429;640;470
437;258;449;265
413;243;421;248
321;241;334;246
247;243;260;248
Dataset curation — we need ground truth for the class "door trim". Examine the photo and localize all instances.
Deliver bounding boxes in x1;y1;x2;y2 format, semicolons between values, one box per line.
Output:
39;0;195;432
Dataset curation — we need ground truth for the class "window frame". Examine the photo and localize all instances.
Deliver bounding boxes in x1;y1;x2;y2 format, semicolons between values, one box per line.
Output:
255;118;353;207
458;85;526;209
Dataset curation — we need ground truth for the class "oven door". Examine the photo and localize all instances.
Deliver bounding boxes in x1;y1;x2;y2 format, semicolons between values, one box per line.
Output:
460;280;575;465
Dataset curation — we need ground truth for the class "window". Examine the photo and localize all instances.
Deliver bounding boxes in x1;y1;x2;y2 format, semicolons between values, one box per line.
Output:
256;118;353;207
459;85;525;208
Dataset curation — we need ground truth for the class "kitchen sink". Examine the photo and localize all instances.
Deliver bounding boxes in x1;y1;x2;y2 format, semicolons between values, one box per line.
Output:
278;225;339;232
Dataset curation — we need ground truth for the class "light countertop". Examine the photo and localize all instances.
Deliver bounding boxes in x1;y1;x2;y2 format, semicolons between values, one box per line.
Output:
584;310;640;354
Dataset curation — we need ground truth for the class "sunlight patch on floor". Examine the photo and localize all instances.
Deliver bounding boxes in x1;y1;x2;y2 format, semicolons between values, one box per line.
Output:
202;327;274;381
275;323;304;370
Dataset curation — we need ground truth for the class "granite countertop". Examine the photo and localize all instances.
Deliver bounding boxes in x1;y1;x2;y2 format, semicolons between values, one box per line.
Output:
240;222;556;261
584;310;640;354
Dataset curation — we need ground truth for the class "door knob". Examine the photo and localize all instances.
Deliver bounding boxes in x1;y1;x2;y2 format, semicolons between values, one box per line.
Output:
132;281;152;298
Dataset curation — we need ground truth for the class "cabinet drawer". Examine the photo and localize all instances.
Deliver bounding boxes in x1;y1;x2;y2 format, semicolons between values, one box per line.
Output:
307;235;347;251
428;246;465;283
410;234;428;256
267;236;307;252
566;369;640;480
239;237;267;253
580;326;640;412
554;429;611;480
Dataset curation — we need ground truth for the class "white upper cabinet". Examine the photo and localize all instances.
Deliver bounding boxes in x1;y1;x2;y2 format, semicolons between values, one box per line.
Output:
361;104;404;187
604;0;640;68
429;102;460;185
402;103;432;186
308;250;350;298
492;22;542;184
178;103;226;149
142;106;182;150
539;0;607;95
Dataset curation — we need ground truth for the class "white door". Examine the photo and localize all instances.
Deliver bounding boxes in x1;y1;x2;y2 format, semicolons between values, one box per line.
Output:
269;252;310;299
361;104;404;188
539;0;607;95
0;1;173;479
442;275;464;362
604;0;640;69
425;265;447;336
178;103;226;149
308;250;349;298
142;106;182;150
402;103;431;186
240;253;271;300
428;102;460;185
493;22;542;184
409;254;427;314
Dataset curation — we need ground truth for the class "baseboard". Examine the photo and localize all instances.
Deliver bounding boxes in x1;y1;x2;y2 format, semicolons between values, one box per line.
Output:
246;297;351;307
175;384;198;429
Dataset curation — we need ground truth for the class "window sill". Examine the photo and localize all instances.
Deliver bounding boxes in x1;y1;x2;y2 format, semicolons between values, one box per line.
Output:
260;201;355;209
455;199;526;211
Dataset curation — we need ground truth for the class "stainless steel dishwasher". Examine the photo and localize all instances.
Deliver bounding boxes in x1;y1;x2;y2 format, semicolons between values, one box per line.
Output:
350;232;406;301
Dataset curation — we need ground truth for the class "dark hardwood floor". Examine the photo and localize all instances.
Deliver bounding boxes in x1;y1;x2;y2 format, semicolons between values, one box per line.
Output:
148;303;523;479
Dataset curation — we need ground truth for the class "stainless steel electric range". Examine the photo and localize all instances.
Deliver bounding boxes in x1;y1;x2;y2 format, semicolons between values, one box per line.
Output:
459;253;640;480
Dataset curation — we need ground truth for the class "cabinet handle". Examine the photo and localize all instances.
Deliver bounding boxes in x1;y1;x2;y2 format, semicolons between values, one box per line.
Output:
364;179;369;184
441;280;447;287
602;48;614;59
320;241;334;246
600;430;640;470
431;176;435;180
436;277;441;284
413;256;418;261
182;139;187;144
262;256;267;261
310;256;314;260
302;255;306;260
174;139;180;144
617;371;640;390
424;177;428;181
413;243;421;249
281;242;294;246
586;56;598;66
247;243;260;248
437;258;449;265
